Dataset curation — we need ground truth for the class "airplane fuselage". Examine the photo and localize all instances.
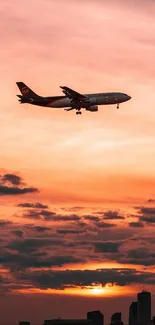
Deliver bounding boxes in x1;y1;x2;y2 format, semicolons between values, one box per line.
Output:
26;92;131;108
16;82;131;114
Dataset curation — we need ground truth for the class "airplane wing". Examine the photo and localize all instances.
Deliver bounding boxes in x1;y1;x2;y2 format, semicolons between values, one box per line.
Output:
60;86;88;100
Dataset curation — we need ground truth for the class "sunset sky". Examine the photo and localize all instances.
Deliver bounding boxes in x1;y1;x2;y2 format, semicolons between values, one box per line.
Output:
1;0;155;324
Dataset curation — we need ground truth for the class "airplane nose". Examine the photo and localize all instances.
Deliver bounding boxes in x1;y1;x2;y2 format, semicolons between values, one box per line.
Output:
127;95;131;100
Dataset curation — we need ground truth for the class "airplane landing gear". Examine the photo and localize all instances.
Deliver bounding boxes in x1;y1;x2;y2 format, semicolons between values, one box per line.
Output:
76;111;82;115
117;103;119;109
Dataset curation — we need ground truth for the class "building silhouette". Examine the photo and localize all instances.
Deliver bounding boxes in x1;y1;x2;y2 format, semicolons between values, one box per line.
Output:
44;320;92;325
87;310;104;325
129;302;137;325
137;290;151;325
110;313;123;325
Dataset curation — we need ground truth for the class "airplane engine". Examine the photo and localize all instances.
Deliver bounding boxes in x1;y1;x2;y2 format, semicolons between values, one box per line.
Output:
86;105;98;112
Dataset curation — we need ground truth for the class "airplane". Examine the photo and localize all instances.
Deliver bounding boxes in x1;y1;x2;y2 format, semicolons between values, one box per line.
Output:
16;82;131;115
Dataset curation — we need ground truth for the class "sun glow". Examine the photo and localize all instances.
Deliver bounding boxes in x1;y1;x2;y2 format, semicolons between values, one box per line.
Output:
91;287;105;295
13;282;144;298
15;284;121;297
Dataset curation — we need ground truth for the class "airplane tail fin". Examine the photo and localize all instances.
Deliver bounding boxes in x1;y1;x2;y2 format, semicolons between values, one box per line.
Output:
16;82;41;98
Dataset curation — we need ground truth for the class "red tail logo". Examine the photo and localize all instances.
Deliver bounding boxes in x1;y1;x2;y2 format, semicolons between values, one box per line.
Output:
21;86;29;95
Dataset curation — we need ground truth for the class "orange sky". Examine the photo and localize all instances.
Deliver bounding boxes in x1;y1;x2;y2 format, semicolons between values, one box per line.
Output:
0;0;155;324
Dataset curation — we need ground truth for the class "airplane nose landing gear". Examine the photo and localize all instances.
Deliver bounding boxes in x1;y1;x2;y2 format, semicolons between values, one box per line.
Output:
117;103;119;109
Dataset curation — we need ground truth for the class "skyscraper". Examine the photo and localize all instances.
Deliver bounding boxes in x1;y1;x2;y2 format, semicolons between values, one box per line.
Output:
111;313;122;323
87;310;104;325
129;302;137;325
110;313;123;325
137;290;151;325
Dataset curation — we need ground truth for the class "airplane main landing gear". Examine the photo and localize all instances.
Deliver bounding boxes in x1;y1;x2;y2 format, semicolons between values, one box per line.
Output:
76;111;82;115
117;103;119;109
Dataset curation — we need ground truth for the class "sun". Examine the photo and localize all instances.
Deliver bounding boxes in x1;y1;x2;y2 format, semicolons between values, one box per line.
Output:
91;287;105;295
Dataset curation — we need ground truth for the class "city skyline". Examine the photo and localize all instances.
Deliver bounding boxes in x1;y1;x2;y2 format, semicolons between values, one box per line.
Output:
4;289;153;325
1;0;155;324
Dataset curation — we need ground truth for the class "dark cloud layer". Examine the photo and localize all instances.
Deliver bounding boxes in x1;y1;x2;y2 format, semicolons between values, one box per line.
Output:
0;185;38;195
34;226;51;232
1;200;155;296
103;210;125;220
95;221;116;228
0;220;13;227
0;252;83;270
83;215;100;222
128;222;144;228
0;173;38;196
57;229;85;235
147;199;155;203
94;241;123;253
136;206;155;224
1;174;23;186
6;238;62;253
22;209;81;222
139;216;155;224
11;230;24;238
15;268;155;290
17;202;48;209
1;207;155;270
119;248;155;266
139;207;155;214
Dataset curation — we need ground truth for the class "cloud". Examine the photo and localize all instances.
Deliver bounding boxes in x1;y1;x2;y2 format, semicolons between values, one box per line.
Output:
0;186;38;195
134;206;155;224
15;268;155;290
17;202;48;209
57;229;86;235
138;207;155;215
103;210;125;220
95;221;116;228
0;251;84;270
0;220;13;227
128;222;144;228
34;226;51;232
0;173;38;196
147;199;155;203
1;206;155;272
94;241;122;253
0;226;155;272
11;230;24;238
119;248;155;266
21;209;56;220
62;207;85;212
127;248;152;259
6;238;62;254
83;215;100;222
0;174;24;186
21;209;81;222
139;216;155;224
54;214;81;222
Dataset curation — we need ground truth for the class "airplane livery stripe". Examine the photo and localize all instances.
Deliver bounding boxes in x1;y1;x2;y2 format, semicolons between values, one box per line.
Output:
46;98;63;106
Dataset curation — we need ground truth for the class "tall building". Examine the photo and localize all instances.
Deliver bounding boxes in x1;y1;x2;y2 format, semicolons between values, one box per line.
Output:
87;310;104;325
111;313;122;323
137;290;151;325
129;302;137;325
